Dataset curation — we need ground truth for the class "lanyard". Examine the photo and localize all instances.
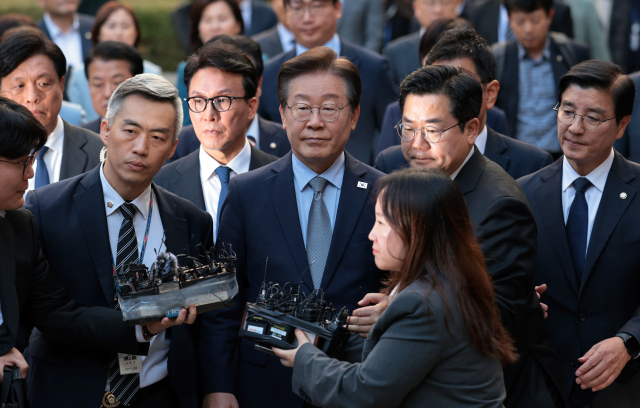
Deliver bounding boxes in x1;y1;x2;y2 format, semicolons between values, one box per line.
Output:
111;194;154;277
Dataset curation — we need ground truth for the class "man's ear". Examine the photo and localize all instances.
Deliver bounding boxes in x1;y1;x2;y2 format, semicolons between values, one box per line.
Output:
466;118;480;145
485;80;500;110
279;105;287;129
616;115;631;140
100;119;110;146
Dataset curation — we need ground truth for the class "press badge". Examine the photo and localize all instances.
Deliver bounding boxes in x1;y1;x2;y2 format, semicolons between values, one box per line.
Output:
118;354;143;374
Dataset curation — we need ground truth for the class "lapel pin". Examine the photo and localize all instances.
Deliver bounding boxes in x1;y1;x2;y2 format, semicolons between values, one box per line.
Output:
107;201;114;208
270;142;277;149
357;181;368;189
620;192;628;199
556;55;563;62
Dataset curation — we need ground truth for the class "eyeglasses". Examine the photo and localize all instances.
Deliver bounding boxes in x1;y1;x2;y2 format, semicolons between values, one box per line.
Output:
553;103;616;130
184;96;248;113
0;150;37;176
395;120;460;144
289;2;331;16
285;103;349;122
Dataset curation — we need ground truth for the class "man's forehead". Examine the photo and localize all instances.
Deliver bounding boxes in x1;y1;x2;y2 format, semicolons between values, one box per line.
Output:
89;59;134;76
7;55;59;79
561;85;614;113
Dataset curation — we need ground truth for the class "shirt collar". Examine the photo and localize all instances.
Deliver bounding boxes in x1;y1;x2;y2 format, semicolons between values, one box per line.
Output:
46;116;65;154
239;0;251;12
199;137;252;181
247;115;260;142
292;151;346;192
278;23;295;49
475;125;488;155
450;146;475;180
562;148;614;193
100;162;153;219
517;36;551;61
296;34;341;56
43;13;80;37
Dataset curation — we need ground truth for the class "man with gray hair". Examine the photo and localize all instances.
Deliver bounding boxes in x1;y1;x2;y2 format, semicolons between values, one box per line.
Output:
23;73;214;408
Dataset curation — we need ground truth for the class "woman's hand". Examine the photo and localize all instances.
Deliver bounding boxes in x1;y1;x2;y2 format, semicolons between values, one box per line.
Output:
272;329;310;367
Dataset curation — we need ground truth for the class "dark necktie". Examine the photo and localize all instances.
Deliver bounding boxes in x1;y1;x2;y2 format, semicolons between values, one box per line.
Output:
34;146;50;189
215;166;231;237
566;177;593;284
109;203;140;405
306;176;332;289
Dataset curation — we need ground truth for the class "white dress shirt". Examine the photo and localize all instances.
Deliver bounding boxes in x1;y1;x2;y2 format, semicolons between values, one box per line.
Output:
246;115;260;148
200;138;252;241
450;146;476;180
296;34;341;56
0;209;4;326
292;152;345;246
42;13;84;69
278;23;296;53
100;164;169;388
28;116;65;192
240;0;253;34
561;148;614;253
475;126;488;155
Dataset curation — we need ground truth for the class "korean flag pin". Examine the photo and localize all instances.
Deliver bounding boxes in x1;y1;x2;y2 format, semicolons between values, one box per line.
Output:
357;181;368;189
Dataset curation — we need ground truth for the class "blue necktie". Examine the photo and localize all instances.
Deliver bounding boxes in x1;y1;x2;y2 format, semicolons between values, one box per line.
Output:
306;176;332;289
34;146;50;189
215;166;231;237
566;177;593;284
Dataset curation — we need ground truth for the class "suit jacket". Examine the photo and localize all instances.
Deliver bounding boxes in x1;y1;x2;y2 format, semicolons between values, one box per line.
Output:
154;144;278;210
259;39;399;165
0;209;143;357
23;167;214;408
252;26;284;61
246;1;278;37
382;31;420;86
165;117;290;164
60;120;104;180
81;117;102;134
467;0;574;45
337;0;384;51
493;33;590;138
616;71;640;163
291;280;506;408
518;152;640;407
200;152;386;407
375;100;510;156
59;100;86;126
375;129;553;180
609;0;633;73
37;14;94;62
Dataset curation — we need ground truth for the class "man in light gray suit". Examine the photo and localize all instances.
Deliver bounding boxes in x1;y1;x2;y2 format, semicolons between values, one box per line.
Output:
337;0;384;51
0;32;103;192
252;0;296;60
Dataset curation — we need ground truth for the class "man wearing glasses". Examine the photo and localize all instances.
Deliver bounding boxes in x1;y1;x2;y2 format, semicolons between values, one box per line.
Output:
519;60;640;408
201;47;385;408
155;39;277;242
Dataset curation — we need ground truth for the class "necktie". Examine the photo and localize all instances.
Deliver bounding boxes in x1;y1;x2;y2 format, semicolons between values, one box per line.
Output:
566;177;593;284
215;166;231;237
109;203;140;405
306;176;332;289
34;146;50;189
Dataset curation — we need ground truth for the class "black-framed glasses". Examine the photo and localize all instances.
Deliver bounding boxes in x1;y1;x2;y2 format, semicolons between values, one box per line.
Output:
0;150;37;176
285;103;349;122
394;120;460;144
553;103;616;130
184;95;248;113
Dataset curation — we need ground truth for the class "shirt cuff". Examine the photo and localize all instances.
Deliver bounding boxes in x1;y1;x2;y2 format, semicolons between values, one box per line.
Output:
136;325;152;343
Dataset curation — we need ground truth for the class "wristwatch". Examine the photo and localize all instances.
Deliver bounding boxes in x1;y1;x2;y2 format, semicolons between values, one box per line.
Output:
616;333;640;360
142;325;158;340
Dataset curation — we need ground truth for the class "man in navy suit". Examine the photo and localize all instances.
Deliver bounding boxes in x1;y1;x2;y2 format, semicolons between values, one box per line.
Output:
258;0;398;165
23;74;211;408
155;39;277;241
519;60;640;407
615;71;640;162
375;28;553;180
200;47;385;408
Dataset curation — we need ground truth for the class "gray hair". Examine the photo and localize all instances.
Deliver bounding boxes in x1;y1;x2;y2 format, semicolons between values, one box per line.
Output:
105;73;183;140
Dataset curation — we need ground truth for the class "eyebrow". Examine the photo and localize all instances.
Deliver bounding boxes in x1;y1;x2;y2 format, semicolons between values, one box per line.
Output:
190;89;233;96
561;101;607;115
402;116;444;124
122;119;170;134
291;93;342;100
11;73;56;81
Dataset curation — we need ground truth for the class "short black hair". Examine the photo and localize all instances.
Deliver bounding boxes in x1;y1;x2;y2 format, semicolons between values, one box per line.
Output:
399;65;483;132
84;41;144;80
0;14;37;40
558;60;635;124
184;37;259;98
504;0;553;15
418;18;473;64
0;31;66;83
0;96;47;159
232;35;264;78
426;27;498;83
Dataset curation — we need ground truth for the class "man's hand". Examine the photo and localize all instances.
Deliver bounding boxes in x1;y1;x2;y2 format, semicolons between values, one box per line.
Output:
346;293;389;338
575;337;631;391
535;284;549;318
273;329;310;368
143;304;198;336
0;348;28;382
202;392;239;408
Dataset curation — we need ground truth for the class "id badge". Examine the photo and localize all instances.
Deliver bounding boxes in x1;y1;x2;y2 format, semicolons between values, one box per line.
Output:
118;354;143;374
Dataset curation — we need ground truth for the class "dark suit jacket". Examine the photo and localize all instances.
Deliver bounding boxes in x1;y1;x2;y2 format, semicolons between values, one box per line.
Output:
252;26;284;61
616;71;640;163
246;2;278;37
375;129;553;180
518;152;640;407
467;0;574;45
38;14;94;62
0;209;142;357
337;0;384;51
493;33;590;138
382;31;420;86
375;100;510;156
166;117;290;164
155;145;278;210
258;39;399;165
23;167;214;408
81;117;102;134
199;152;386;407
60;120;104;180
609;0;633;73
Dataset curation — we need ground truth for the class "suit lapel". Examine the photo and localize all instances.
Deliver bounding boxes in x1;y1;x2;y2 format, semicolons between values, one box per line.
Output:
172;151;206;211
153;185;191;256
580;153;636;295
60;121;89;180
455;147;486;198
483;129;509;171
0;217;18;343
533;161;580;294
266;153;313;289
73;167;116;307
320;153;371;290
249;144;272;171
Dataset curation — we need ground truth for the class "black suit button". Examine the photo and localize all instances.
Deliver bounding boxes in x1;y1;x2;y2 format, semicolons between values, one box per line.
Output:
579;313;586;322
570;358;577;366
